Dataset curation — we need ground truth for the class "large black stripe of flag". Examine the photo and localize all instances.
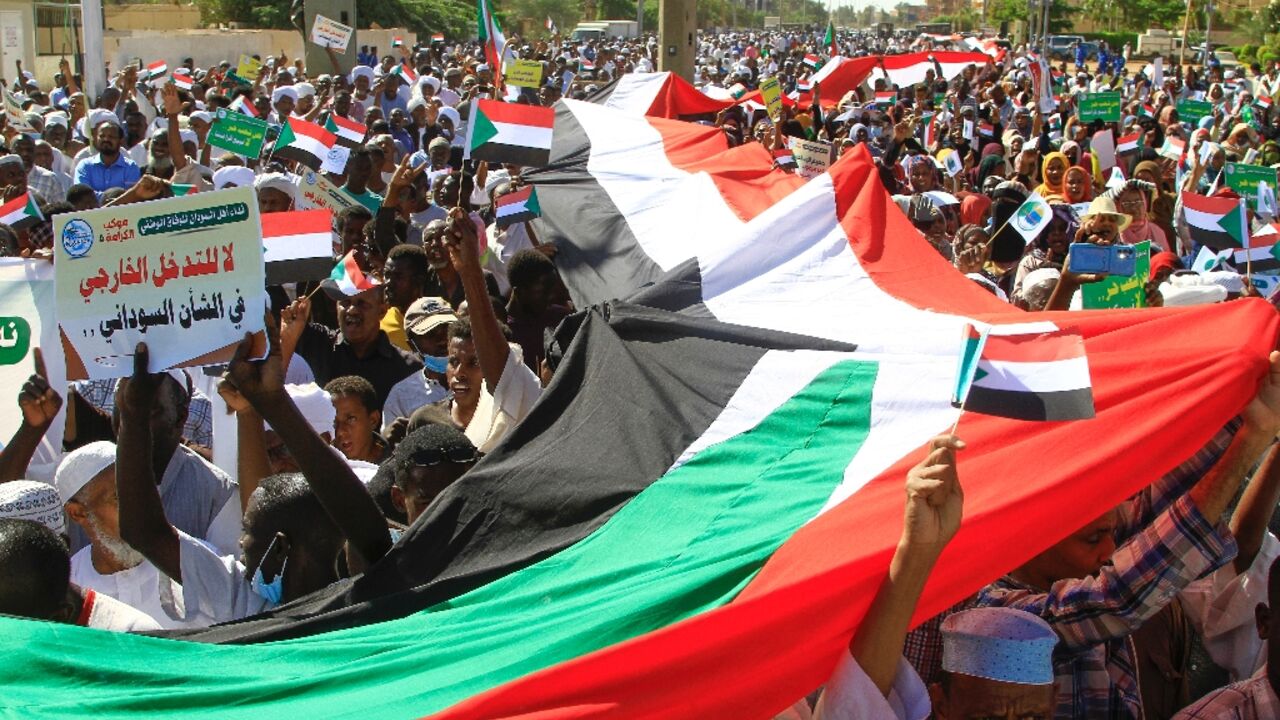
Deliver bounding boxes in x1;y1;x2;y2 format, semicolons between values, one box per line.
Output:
168;299;857;643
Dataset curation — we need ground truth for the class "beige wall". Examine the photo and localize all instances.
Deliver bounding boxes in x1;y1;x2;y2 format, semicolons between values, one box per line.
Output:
99;27;415;81
105;5;203;31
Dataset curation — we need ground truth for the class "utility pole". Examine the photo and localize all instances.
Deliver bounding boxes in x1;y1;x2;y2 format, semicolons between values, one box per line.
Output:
1204;0;1214;63
658;0;695;81
80;0;105;101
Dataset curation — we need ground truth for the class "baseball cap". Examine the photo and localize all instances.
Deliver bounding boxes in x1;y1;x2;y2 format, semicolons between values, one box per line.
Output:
404;296;457;336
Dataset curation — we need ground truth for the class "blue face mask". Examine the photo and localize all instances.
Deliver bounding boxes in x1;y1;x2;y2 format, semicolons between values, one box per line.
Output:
250;536;287;605
423;354;448;374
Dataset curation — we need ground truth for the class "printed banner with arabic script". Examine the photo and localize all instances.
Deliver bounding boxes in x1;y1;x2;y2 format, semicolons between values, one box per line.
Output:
54;188;267;380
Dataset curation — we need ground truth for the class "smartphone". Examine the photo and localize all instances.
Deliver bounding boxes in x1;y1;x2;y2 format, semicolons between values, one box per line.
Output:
1067;243;1137;276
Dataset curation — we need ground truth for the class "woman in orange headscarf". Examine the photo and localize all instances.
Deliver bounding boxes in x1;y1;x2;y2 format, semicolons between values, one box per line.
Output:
1063;165;1094;204
1035;151;1069;200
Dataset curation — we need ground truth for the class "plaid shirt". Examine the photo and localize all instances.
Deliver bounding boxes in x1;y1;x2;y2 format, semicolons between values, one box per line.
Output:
1173;667;1280;719
72;378;213;448
979;494;1236;719
901;417;1239;691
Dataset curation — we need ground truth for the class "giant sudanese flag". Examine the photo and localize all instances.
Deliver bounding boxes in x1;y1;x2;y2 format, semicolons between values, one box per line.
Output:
3;100;1278;720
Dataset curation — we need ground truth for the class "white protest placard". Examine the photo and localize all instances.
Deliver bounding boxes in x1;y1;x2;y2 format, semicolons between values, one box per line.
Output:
963;118;975;143
1152;57;1164;87
4;89;32;131
561;70;576;93
0;260;64;479
1091;129;1116;171
321;145;351;175
940;148;963;177
791;138;833;179
310;14;354;53
294;167;357;216
54;187;267;380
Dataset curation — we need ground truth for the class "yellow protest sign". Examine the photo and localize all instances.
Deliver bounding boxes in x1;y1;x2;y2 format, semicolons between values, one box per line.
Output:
506;59;544;89
236;54;263;81
759;76;782;119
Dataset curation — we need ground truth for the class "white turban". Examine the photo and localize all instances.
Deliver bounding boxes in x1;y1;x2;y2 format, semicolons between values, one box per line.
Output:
420;75;441;93
407;97;426;113
265;383;335;437
187;111;213;125
294;82;316;98
350;66;375;84
254;172;298;204
42;112;69;129
53;441;117;506
178;129;198;147
438;106;460;129
272;86;299;104
213;166;255;190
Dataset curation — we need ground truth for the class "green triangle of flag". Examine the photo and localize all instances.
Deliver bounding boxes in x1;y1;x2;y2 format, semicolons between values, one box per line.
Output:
526;187;541;216
274;121;296;151
471;107;499;149
1217;202;1248;246
1271;242;1280;263
323;116;337;133
973;367;988;383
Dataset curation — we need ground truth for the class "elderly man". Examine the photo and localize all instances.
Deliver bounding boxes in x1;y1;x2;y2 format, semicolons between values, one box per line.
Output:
52;441;186;628
73;111;141;196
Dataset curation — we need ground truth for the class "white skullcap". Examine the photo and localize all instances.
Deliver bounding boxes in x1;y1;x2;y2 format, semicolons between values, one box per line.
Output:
272;86;299;104
438;106;460;128
0;480;65;535
264;383;335;437
42;112;69;129
1022;267;1061;289
0;155;22;169
53;441;117;506
254;172;297;204
350;66;375;83
187;111;213;125
407;96;426;113
213;165;255;190
477;63;491;72
941;608;1057;685
294;82;316;98
179;129;198;147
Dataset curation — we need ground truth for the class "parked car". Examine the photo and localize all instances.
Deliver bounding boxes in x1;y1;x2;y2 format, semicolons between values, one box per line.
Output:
1047;34;1085;60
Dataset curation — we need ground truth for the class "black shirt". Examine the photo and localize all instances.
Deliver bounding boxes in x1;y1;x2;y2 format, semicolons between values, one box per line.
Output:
296;324;422;410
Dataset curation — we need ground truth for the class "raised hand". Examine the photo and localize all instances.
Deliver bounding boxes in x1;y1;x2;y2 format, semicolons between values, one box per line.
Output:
279;297;311;348
161;81;182;117
444;206;481;274
225;311;285;406
901;434;966;553
115;343;164;421
18;348;61;428
1245;351;1280;439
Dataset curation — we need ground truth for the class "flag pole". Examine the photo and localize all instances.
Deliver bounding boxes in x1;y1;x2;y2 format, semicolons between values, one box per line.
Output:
949;409;962;436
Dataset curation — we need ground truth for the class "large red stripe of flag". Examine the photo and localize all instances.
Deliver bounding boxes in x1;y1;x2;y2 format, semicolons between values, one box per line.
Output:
477;100;557;128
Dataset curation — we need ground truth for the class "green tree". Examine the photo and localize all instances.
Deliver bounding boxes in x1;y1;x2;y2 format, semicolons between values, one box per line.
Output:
197;0;476;37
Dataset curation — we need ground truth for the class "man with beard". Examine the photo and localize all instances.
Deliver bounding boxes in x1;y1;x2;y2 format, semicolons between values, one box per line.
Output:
53;441;187;628
73;112;140;196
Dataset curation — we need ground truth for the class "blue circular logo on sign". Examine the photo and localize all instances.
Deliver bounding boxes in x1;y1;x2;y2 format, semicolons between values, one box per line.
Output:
61;219;94;258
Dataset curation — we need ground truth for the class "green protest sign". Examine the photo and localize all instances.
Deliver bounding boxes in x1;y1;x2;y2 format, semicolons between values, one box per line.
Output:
1177;99;1214;126
1077;91;1121;123
1082;241;1151;309
1224;162;1278;210
208;108;269;157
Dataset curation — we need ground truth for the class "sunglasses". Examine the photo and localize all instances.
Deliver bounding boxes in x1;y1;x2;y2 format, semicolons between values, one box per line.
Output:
410;446;480;466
